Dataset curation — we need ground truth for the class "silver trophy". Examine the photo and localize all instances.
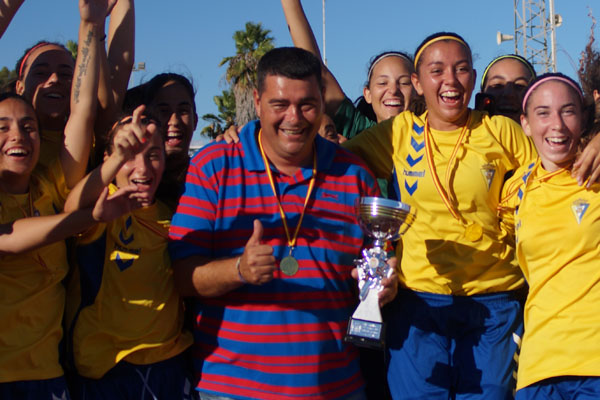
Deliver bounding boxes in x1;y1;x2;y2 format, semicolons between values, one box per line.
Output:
344;197;414;349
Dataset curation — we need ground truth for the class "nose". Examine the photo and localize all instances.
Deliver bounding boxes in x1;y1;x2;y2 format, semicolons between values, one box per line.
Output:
167;111;180;127
550;110;566;130
132;152;150;173
286;105;301;124
46;71;58;83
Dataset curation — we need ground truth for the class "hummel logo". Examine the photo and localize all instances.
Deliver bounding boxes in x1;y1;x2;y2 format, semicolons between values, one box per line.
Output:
322;192;339;200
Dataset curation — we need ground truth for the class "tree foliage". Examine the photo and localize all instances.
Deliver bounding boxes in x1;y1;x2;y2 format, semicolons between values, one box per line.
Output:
200;89;236;139
219;22;274;126
0;66;17;92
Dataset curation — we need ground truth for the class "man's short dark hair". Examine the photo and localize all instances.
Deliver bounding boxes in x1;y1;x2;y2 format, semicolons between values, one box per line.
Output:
257;47;323;94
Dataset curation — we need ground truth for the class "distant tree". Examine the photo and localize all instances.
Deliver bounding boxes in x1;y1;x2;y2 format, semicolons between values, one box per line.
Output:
0;66;17;92
220;22;274;126
66;39;78;60
201;89;236;139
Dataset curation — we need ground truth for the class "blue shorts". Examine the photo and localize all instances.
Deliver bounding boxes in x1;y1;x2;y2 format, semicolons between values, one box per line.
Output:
70;353;196;400
0;376;70;400
516;376;600;400
386;289;525;400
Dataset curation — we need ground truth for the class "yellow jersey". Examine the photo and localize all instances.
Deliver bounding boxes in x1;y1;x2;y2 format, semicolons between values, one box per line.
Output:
344;110;536;295
0;161;69;381
65;188;192;379
500;160;600;390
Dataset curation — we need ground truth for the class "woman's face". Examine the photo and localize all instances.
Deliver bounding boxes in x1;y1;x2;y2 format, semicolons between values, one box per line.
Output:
364;56;414;122
483;58;533;122
114;122;166;208
412;40;475;130
0;98;40;193
15;45;74;129
521;80;583;172
150;80;197;157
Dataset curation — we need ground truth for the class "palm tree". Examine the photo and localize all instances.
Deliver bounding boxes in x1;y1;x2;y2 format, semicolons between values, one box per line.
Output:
201;89;236;139
220;22;274;126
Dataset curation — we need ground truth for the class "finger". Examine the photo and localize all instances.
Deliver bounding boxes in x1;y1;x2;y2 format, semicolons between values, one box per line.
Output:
351;267;359;280
246;219;264;246
107;184;138;200
574;151;593;186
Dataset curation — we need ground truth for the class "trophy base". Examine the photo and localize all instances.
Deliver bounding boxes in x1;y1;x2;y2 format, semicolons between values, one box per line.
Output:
344;317;385;350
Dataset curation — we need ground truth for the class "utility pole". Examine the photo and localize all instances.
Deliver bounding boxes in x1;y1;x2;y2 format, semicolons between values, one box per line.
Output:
322;0;327;66
496;0;561;73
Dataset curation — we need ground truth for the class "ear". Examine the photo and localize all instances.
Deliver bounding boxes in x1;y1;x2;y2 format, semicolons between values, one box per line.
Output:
103;151;110;162
363;86;373;104
520;114;532;137
411;72;424;96
253;88;261;116
594;89;600;102
15;79;25;95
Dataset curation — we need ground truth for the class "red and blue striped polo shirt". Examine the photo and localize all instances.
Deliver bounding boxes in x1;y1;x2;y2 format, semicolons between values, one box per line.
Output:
169;120;379;399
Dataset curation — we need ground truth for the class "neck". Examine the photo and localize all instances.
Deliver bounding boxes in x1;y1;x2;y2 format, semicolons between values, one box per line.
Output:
259;140;314;177
40;115;66;132
427;109;470;131
0;173;30;194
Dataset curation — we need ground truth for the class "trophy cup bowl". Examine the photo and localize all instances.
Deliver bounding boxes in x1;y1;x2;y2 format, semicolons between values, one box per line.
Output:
344;197;414;349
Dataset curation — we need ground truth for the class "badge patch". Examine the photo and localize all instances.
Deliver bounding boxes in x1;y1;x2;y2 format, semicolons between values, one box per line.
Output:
571;199;589;224
480;163;496;190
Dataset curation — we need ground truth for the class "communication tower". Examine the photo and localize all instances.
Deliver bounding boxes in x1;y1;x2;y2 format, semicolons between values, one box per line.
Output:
497;0;561;72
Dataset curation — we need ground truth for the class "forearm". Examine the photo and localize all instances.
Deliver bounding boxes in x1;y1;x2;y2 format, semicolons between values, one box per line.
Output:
64;154;124;212
107;0;134;111
0;0;24;38
62;19;103;188
0;208;96;255
173;255;244;298
280;0;344;115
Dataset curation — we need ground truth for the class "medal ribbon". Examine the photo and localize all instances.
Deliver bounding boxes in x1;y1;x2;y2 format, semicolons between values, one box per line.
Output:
424;113;471;223
258;129;317;251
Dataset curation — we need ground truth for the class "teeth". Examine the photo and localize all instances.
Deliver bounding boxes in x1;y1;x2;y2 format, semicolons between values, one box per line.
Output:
7;148;28;156
441;91;460;98
547;137;568;144
132;179;151;184
281;128;302;135
383;100;403;106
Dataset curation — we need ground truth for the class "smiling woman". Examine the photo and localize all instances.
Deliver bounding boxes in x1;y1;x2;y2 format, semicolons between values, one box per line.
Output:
14;42;74;168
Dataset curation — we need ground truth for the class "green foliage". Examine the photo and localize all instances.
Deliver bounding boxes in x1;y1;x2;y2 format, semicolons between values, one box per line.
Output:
66;40;78;60
0;66;17;92
200;89;236;138
219;22;275;89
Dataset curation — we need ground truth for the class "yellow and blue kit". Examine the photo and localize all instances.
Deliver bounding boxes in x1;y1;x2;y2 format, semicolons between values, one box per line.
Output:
0;161;69;384
344;109;537;399
501;160;600;393
65;186;192;381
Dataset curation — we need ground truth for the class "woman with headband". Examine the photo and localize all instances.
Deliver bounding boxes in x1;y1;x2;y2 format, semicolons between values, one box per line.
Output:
281;0;415;140
0;1;112;397
476;54;537;122
499;73;600;399
344;32;600;399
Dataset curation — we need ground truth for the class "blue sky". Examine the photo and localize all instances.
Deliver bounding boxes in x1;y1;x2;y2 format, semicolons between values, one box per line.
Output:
0;1;597;146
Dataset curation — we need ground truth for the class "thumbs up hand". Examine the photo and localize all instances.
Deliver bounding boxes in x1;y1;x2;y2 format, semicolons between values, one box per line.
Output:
238;219;277;285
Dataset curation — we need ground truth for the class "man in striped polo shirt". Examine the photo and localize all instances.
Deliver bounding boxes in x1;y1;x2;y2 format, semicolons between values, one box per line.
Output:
168;47;398;400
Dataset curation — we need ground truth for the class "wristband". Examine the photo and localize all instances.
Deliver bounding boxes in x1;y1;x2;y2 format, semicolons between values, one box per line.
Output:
236;257;247;284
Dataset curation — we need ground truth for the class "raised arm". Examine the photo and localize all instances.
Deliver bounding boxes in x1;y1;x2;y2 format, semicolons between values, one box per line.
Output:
106;0;134;111
280;0;345;116
0;0;24;38
64;104;146;212
61;0;116;188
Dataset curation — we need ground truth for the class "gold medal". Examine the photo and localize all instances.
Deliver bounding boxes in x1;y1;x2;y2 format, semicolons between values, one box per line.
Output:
280;256;299;276
465;223;483;242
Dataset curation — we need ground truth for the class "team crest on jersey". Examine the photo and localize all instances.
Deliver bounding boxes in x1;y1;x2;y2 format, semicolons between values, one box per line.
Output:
480;163;496;190
571;198;589;224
